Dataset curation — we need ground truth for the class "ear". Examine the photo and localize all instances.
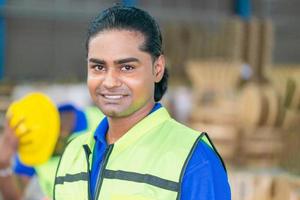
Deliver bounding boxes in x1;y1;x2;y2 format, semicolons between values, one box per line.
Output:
154;55;165;83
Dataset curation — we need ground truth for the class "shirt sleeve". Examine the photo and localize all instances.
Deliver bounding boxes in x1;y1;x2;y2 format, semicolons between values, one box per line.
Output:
180;140;231;200
12;154;36;177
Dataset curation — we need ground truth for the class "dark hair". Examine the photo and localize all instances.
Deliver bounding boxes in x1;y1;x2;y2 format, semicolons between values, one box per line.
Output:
86;5;168;102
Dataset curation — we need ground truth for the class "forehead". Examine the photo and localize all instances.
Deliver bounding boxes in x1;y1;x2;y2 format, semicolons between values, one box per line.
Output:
88;29;146;56
93;29;145;40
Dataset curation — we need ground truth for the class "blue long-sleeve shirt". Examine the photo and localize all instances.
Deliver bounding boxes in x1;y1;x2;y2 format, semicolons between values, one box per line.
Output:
91;104;231;199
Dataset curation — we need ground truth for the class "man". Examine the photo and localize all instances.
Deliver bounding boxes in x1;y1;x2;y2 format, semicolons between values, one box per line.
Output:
54;5;230;200
0;103;102;200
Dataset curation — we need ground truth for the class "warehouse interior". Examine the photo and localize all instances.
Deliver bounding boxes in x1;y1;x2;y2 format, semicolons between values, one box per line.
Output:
0;0;300;199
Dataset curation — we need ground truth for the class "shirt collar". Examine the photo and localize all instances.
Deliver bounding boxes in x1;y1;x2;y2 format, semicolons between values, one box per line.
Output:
93;103;163;146
93;117;109;146
150;102;162;114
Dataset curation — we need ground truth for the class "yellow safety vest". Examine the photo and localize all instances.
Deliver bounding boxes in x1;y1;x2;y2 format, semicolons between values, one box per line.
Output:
54;107;214;200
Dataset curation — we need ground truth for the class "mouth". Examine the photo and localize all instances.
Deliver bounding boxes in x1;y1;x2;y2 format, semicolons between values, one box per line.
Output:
100;94;129;100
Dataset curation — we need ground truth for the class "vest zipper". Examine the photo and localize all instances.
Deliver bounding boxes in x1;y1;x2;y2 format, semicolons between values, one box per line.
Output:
83;145;92;200
94;144;114;200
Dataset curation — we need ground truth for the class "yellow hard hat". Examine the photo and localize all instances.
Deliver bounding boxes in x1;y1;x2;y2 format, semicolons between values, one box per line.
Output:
6;92;60;166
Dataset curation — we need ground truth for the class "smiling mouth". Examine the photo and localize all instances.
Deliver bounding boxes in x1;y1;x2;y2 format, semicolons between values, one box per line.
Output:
101;94;129;100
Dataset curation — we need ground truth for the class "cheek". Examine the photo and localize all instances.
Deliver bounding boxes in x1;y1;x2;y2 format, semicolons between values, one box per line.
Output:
87;79;98;96
127;75;154;98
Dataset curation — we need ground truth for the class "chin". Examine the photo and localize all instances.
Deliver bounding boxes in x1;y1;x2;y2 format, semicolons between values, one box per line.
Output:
106;112;122;118
104;110;130;118
99;106;128;118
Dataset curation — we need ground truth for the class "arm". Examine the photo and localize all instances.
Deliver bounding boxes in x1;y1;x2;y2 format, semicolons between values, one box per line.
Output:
0;120;23;200
0;175;23;200
180;141;231;200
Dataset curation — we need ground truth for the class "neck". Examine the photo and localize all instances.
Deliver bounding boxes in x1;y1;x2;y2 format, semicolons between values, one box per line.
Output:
106;102;155;144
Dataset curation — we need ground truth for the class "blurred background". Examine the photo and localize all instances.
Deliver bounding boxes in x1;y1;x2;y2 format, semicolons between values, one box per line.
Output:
0;0;300;199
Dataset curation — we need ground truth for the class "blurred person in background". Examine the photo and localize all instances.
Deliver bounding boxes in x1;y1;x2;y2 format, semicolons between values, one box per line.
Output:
0;103;103;200
54;5;230;200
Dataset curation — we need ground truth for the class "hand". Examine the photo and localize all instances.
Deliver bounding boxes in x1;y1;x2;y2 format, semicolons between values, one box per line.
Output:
0;119;19;169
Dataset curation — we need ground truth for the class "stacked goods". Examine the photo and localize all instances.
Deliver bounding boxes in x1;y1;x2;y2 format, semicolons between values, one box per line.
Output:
259;20;274;77
189;100;239;165
267;66;300;131
186;60;242;166
229;170;278;200
187;23;206;60
282;77;300;130
238;82;286;168
238;83;284;127
268;66;300;129
162;23;190;71
282;109;300;130
238;83;267;127
242;19;274;82
163;19;273;83
238;68;300;171
268;65;300;101
186;60;242;101
277;71;300;174
280;128;300;187
241;127;283;168
189;103;238;125
162;18;244;80
229;170;300;200
272;175;300;200
222;18;244;62
244;18;260;77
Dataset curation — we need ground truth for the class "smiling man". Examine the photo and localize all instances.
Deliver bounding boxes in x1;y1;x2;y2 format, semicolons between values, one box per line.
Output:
54;5;230;200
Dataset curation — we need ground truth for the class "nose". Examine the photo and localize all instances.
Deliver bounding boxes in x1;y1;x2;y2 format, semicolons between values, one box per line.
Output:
102;70;122;89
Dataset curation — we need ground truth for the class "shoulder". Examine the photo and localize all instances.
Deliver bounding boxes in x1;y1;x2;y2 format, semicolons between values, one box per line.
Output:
166;119;200;138
158;119;204;152
63;133;92;157
59;133;92;164
186;140;223;172
166;119;226;171
68;132;91;145
56;132;94;177
181;140;231;199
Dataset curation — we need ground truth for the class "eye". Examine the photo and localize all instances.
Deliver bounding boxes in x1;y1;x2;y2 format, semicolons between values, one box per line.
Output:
121;64;135;71
91;64;105;71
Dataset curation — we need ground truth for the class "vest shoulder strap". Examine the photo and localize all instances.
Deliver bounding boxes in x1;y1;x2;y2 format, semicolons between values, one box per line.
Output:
200;132;227;173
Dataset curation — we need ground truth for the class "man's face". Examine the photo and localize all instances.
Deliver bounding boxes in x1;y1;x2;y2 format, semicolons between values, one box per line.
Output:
87;30;164;118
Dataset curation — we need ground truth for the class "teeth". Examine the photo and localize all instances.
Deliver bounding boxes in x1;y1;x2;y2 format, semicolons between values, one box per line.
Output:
104;95;123;99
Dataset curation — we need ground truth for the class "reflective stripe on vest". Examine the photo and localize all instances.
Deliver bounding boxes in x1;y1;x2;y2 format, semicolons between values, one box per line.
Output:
54;107;215;200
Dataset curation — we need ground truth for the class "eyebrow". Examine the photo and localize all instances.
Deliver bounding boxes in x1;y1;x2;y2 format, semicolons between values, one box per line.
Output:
88;58;105;64
115;57;140;64
88;57;140;65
